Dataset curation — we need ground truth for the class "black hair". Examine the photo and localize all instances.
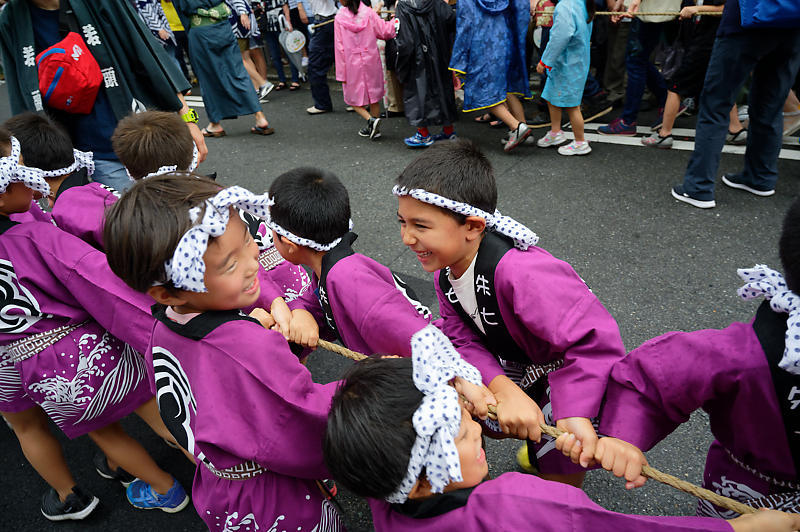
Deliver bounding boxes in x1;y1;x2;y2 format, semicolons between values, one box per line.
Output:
3;112;74;171
268;167;351;246
0;127;11;157
324;357;423;499
780;197;800;293
111;111;194;180
104;173;222;292
396;140;497;224
339;0;360;15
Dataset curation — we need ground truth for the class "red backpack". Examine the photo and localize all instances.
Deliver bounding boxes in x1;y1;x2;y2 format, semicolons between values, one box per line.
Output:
35;32;102;115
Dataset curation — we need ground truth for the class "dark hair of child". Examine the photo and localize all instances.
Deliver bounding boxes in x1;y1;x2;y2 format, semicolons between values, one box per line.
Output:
323;357;423;499
0;127;11;157
395;140;497;224
104;173;221;292
780;197;800;293
585;0;595;22
268;167;351;246
3;112;73;171
339;0;360;15
111;111;194;180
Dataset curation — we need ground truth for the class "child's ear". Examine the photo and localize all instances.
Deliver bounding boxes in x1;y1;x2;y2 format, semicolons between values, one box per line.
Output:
147;285;189;307
464;215;487;241
406;476;433;501
279;235;301;256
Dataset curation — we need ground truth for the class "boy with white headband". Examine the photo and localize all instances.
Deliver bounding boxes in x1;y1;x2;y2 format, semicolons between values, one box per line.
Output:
0;128;190;520
267;167;443;357
597;199;800;517
324;326;800;531
394;140;626;488
104;174;344;532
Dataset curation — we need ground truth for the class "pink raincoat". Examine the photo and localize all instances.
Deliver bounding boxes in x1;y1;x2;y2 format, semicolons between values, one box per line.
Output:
334;3;397;106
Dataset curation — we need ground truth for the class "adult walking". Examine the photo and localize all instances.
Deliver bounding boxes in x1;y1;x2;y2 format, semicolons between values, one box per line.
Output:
0;0;207;191
171;0;274;136
671;0;800;209
305;0;338;114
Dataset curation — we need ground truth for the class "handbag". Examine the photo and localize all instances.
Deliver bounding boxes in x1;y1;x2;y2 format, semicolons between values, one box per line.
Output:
660;24;685;82
739;0;800;28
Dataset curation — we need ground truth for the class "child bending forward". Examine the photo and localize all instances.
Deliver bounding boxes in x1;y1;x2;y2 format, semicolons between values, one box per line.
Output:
322;342;799;531
104;174;343;532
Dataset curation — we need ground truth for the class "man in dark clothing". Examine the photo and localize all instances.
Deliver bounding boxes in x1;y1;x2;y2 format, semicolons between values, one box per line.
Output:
0;0;207;191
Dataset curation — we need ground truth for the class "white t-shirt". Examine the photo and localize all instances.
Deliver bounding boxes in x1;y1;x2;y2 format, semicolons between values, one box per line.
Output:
307;0;337;17
448;253;486;335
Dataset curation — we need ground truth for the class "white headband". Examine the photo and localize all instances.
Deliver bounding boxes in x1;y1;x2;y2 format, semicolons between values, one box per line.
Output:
266;195;354;252
161;186;271;292
385;325;483;504
127;143;200;181
737;264;800;375
0;137;51;196
392;186;539;250
39;148;95;180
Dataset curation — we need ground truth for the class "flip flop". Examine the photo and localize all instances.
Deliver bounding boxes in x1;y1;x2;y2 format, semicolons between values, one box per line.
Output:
274;82;286;91
289;82;301;91
251;125;275;136
489;120;504;128
201;127;226;137
474;113;492;123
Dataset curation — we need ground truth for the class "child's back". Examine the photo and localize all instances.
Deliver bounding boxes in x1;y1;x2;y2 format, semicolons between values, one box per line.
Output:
540;0;592;108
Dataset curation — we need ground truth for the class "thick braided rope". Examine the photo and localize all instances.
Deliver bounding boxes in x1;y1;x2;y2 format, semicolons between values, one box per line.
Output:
533;10;722;16
314;340;758;515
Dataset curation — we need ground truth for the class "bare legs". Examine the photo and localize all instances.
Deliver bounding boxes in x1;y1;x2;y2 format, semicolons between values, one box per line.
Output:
3;408;77;502
241;50;267;90
658;90;744;138
548;103;585;142
489;94;526;129
353;102;380;121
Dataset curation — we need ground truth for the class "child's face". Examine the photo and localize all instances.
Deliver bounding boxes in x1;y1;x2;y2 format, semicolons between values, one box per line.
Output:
446;405;489;491
397;196;478;276
174;214;261;313
0;182;35;215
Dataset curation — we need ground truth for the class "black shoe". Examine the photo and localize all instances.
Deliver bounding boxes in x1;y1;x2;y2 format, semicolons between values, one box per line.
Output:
94;451;136;486
386;110;405;118
526;111;551;128
582;94;614;124
41;486;99;521
358;123;372;138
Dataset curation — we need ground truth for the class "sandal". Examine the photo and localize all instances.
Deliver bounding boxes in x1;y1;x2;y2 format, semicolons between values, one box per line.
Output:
474;113;492;123
289;82;301;91
489;120;504;128
274;82;286;91
201;127;226;138
251;125;275;136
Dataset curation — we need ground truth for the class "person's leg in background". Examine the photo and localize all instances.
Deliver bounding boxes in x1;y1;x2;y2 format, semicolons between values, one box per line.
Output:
603;20;630;105
307;16;334;112
93;159;133;192
263;32;288;85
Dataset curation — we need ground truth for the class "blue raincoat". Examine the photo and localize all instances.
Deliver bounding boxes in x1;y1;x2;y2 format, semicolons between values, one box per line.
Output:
540;0;592;108
449;0;531;112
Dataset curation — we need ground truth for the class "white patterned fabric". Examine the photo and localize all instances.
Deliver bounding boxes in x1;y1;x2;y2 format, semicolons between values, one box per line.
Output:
39;149;95;179
128;143;200;181
737;264;800;375
162;186;271;292
386;324;483;504
266;196;353;252
0;137;50;196
392;185;539;250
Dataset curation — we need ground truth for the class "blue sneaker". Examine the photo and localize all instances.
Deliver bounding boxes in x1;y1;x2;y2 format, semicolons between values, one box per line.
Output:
404;132;434;148
126;477;189;513
598;117;636;136
671;185;716;209
431;131;457;142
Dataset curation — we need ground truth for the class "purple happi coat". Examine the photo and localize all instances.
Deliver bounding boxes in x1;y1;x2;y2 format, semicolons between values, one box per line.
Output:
599;310;799;517
51;172;120;250
310;232;432;356
147;307;343;531
9;200;52;225
0;218;155;437
369;472;733;531
435;232;625;474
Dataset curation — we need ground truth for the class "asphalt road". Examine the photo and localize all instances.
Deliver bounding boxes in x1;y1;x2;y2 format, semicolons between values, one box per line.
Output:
1;79;799;531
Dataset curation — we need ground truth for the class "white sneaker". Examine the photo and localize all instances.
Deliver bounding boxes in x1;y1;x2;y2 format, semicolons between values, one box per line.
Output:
258;81;275;102
536;130;567;148
306;106;330;114
500;134;535;146
557;140;592;156
503;123;532;152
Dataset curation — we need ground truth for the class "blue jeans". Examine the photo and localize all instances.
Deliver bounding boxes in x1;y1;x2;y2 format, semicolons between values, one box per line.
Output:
93;159;132;192
263;32;299;83
621;20;669;124
682;30;800;200
308;15;335;111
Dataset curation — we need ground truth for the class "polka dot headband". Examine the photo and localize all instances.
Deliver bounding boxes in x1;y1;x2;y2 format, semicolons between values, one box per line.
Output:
161;186;271;292
385;324;484;504
127;143;200;181
738;264;800;375
266;195;354;252
0;136;51;196
392;185;539;250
